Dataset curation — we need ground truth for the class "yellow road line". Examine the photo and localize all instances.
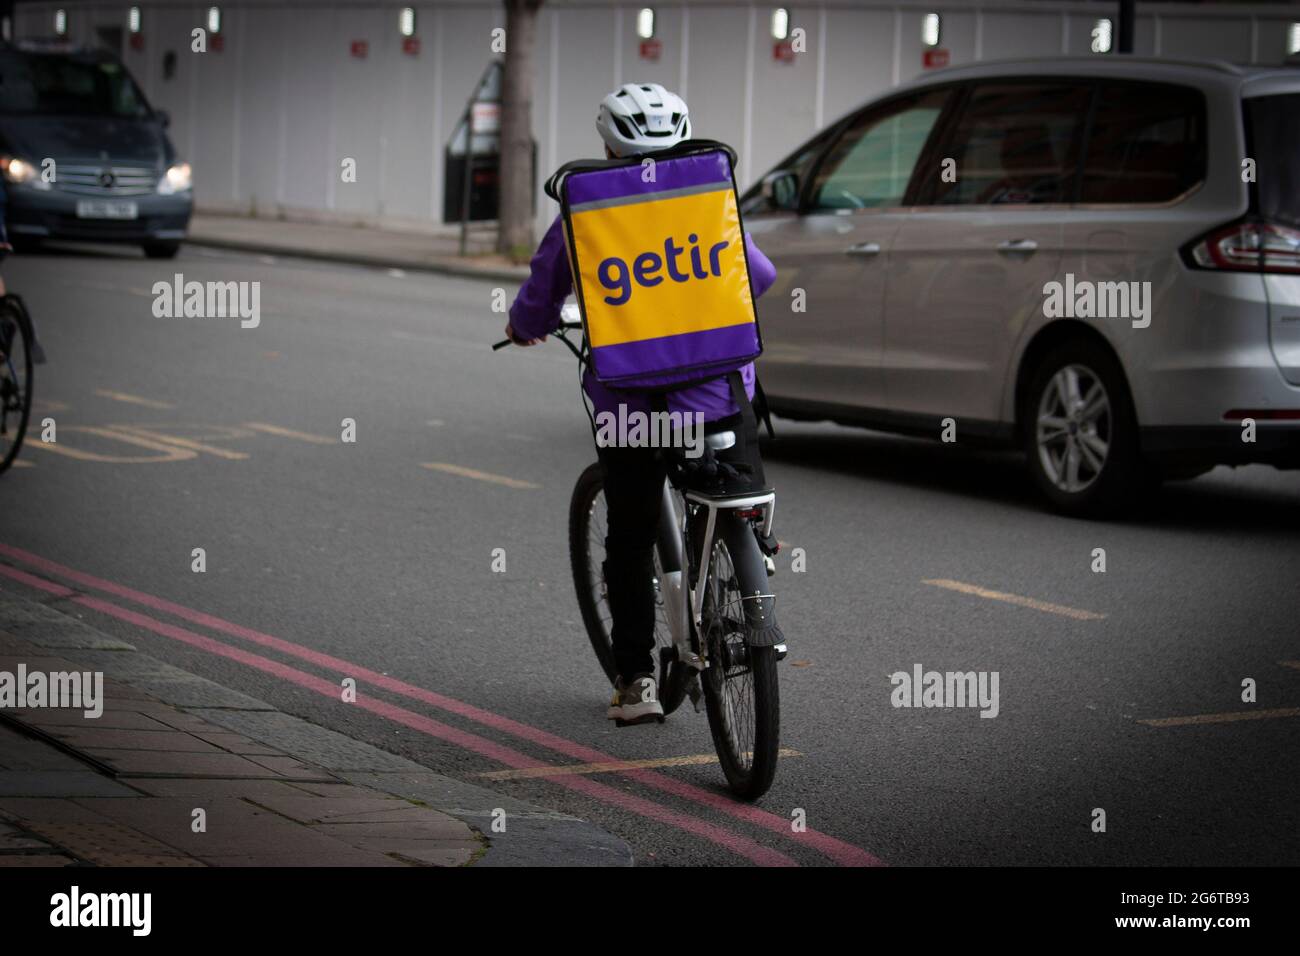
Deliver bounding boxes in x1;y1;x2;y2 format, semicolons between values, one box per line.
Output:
922;578;1106;621
1280;661;1300;671
1139;707;1300;728
94;389;174;410
9;459;34;468
29;426;195;463
242;422;336;445
476;749;802;781
108;426;249;461
420;462;538;489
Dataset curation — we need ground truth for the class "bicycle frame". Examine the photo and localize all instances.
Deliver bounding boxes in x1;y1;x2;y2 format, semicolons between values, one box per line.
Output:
655;476;778;673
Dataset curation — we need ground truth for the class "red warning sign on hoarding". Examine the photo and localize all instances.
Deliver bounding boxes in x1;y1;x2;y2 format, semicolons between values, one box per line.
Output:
923;48;949;69
639;39;661;61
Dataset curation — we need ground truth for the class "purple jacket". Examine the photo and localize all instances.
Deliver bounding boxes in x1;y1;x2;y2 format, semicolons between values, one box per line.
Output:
509;215;777;421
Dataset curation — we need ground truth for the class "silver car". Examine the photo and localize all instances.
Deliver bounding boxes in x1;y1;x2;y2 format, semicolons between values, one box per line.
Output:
741;56;1300;515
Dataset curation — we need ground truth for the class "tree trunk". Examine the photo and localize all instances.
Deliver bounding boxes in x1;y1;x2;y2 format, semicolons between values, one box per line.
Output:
497;0;543;259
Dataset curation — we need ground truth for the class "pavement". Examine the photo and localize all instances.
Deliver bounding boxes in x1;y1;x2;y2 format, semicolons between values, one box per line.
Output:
0;595;631;867
186;211;531;282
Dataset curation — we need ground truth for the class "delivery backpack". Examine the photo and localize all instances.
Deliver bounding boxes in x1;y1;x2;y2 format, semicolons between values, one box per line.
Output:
544;139;762;393
544;140;773;493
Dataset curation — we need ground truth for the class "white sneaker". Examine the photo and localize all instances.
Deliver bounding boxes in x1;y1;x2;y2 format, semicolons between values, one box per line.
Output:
607;674;664;724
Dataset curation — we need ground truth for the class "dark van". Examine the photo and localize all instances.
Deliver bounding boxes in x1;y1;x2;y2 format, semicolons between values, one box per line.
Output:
0;43;191;258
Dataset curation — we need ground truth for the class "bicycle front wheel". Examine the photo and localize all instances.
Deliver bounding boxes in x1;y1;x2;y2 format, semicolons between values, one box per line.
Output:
0;297;34;475
699;535;780;800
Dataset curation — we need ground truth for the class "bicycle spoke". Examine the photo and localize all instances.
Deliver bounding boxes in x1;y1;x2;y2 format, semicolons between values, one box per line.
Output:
703;541;757;771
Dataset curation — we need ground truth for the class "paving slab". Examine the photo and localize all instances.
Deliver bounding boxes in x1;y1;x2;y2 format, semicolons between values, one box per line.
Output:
22;821;201;866
40;728;229;754
0;771;141;798
71;651;275;710
0;853;80;867
0;725;94;771
187;708;421;772
342;839;477;867
82;748;336;782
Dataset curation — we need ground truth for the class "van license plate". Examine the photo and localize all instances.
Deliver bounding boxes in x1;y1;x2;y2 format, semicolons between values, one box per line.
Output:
76;200;139;220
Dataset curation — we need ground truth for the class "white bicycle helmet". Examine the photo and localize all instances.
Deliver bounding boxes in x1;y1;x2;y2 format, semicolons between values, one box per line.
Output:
596;83;691;157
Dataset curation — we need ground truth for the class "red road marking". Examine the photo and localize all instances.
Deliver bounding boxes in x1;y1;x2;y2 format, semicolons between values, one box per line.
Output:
0;542;883;866
0;564;794;867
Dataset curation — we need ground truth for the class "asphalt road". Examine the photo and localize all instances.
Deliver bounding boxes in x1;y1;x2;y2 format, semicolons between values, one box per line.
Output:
3;242;1298;867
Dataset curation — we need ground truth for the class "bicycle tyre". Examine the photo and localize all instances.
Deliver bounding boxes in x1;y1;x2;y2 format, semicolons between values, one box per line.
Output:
569;462;621;685
699;537;780;800
0;298;34;475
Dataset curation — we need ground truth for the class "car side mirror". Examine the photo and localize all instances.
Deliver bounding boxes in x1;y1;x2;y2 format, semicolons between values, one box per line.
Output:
155;109;170;128
760;170;799;210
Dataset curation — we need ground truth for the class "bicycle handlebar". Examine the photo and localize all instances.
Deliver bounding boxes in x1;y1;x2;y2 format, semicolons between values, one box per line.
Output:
492;320;585;362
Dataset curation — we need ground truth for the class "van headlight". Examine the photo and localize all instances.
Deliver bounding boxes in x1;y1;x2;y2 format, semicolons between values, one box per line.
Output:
1;156;40;185
157;162;192;195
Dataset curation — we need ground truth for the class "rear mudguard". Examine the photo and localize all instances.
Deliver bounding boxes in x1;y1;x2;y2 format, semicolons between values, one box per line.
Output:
716;511;784;647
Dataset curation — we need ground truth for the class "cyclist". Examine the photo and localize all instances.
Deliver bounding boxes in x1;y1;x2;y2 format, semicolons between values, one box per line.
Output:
504;83;778;724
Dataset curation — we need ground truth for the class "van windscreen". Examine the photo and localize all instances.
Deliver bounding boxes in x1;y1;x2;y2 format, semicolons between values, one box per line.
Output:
1245;94;1300;228
0;53;151;118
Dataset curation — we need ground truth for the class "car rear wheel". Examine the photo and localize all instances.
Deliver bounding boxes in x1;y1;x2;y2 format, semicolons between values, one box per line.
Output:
1022;339;1143;517
142;241;180;259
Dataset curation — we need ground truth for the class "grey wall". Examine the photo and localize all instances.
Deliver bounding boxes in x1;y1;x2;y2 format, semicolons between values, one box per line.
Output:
13;1;1300;234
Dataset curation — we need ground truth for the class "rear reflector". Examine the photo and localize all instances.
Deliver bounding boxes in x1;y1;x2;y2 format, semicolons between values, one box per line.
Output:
1186;220;1300;274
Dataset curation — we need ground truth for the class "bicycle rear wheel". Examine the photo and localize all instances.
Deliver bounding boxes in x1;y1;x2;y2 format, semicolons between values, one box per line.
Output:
0;297;34;475
699;535;780;800
568;462;689;711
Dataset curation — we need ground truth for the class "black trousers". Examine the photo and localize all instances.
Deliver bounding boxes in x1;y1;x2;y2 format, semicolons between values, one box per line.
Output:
595;441;666;684
594;410;759;684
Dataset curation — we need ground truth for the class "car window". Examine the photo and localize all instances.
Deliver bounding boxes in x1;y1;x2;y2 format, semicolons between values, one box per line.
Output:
741;128;836;216
0;53;151;118
1244;93;1300;228
927;82;1089;206
808;89;950;212
1081;83;1206;204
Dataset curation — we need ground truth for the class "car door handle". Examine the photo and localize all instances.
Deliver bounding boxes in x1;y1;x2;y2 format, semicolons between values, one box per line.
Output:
845;241;881;257
996;238;1038;255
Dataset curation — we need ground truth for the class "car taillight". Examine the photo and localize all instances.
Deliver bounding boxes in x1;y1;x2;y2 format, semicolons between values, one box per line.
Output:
1186;220;1300;274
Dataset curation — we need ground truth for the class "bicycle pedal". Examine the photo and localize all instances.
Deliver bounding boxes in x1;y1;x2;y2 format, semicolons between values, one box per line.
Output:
763;555;776;577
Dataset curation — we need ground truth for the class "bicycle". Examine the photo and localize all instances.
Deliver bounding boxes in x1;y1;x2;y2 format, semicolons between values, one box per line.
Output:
495;310;787;800
0;293;36;475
